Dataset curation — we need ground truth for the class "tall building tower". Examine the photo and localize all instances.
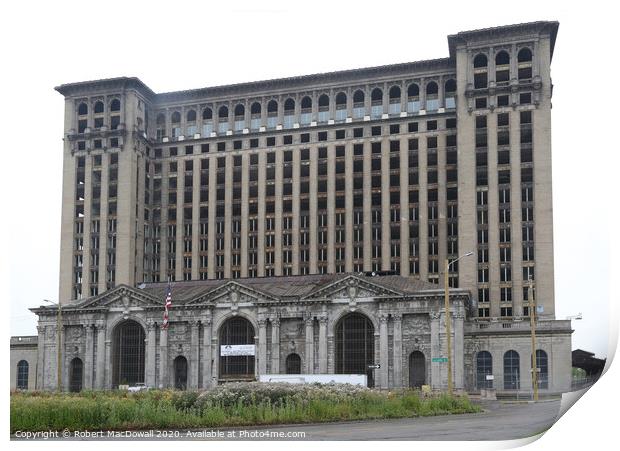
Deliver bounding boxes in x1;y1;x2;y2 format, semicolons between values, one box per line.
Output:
55;21;559;326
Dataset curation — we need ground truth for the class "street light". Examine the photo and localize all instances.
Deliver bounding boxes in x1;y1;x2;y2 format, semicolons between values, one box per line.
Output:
444;251;473;395
44;299;62;392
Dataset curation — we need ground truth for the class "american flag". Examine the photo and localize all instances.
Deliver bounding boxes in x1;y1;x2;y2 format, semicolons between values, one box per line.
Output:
162;280;172;329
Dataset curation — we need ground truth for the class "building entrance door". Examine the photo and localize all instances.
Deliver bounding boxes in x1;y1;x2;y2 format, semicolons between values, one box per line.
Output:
409;351;426;388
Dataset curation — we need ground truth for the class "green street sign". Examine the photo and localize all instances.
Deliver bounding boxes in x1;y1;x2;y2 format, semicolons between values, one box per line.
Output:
432;357;448;363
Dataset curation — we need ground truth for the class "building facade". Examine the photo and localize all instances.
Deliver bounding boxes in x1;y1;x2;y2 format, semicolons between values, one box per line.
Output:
20;21;573;394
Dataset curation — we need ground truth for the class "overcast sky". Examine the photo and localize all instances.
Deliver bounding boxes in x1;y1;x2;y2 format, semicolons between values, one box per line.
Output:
3;0;616;361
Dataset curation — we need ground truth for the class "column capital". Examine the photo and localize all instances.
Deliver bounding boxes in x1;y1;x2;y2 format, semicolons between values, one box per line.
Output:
202;318;212;327
258;318;267;328
305;316;314;327
146;320;157;331
318;316;328;325
379;313;389;324
94;322;107;331
392;313;403;322
271;317;280;327
189;320;201;329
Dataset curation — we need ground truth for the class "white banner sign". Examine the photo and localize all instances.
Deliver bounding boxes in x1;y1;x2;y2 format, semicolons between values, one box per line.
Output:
220;344;255;356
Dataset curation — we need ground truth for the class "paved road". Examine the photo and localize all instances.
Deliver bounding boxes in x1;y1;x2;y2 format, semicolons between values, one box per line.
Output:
22;399;561;441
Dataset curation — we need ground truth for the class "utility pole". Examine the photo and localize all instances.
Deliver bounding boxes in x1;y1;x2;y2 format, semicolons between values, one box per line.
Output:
528;278;538;402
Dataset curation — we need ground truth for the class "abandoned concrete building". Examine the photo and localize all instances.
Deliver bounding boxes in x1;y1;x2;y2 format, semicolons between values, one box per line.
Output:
15;21;573;394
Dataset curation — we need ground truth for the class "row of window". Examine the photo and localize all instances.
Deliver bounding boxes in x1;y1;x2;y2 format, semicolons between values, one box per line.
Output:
476;349;548;390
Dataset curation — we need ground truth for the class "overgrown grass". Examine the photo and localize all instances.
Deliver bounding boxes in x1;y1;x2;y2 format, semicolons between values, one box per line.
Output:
10;383;481;432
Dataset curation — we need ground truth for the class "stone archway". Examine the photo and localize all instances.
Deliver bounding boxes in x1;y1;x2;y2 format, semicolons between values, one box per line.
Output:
409;351;426;388
219;316;255;380
174;356;188;390
112;320;145;387
69;357;83;392
335;312;375;387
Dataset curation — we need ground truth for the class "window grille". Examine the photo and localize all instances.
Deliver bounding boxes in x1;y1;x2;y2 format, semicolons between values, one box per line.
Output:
335;313;375;387
219;317;255;379
112;320;145;387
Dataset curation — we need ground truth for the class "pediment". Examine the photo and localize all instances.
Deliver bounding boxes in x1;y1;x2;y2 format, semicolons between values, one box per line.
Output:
303;275;402;300
186;280;279;305
76;284;162;310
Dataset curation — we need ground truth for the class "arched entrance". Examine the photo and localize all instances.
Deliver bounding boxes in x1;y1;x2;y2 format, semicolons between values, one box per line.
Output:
285;353;302;374
335;313;375;387
69;357;83;392
112;320;145;387
409;351;426;388
174;356;188;390
219;316;255;380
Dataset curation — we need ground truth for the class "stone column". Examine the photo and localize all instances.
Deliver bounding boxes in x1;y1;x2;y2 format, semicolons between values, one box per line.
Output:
379;314;389;389
36;325;45;390
104;337;112;389
430;312;441;390
202;317;213;388
145;321;157;388
271;317;280;374
189;320;200;389
84;324;94;389
159;327;168;388
258;318;267;375
453;312;465;390
392;314;403;388
95;323;106;389
318;316;328;373
305;316;314;374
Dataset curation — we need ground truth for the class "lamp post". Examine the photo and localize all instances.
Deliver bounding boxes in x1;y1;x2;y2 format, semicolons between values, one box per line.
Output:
44;299;62;392
444;251;473;395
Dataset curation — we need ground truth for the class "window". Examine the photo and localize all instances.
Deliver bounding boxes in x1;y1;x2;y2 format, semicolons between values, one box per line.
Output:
473;53;488;68
476;351;493;389
110;99;121;112
425;82;438;111
504;350;520;389
535;350;549;389
16;360;29;389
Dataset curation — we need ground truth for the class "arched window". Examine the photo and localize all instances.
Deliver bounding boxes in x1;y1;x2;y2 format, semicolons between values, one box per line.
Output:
267;100;278;129
234;104;245;132
78;102;88;116
174;356;188;390
301;96;312;110
186;110;197;136
94;101;104;114
389;85;401;100
318;94;330;122
110;99;121;112
388;86;401;115
283;98;295;128
69;357;83;392
473;53;488;68
445;79;457;109
535;350;549;389
16;360;28;390
267;100;278;113
202;108;213;136
476;351;493;389
407;84;420;113
171;112;181;138
284;98;295;112
335;92;347;107
218;106;229;134
285;353;302;374
503;350;520;390
496;50;510;66
156;113;166;140
409;351;426;388
518;47;532;62
335;313;375;387
219;316;255;379
425;81;439;112
335;92;347;122
250;102;261;131
518;48;533;80
370;88;383;119
112;320;145;387
495;51;510;83
353;90;365;119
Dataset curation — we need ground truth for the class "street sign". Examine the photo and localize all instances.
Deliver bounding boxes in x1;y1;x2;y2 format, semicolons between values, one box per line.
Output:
432;357;448;363
367;364;380;369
